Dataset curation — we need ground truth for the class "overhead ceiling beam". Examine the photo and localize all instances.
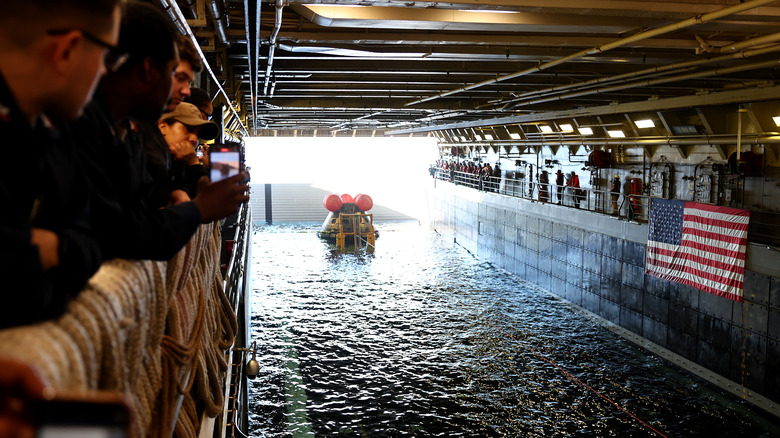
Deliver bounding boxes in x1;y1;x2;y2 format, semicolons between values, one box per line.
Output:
505;58;780;109
404;0;780;107
291;4;659;33
158;0;249;136
389;84;780;135
499;41;780;109
271;32;704;50
284;0;780;18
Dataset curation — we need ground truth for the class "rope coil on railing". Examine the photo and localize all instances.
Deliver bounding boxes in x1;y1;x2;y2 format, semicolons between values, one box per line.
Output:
0;221;239;438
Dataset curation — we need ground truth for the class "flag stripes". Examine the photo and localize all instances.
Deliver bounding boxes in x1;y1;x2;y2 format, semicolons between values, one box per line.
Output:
645;199;750;302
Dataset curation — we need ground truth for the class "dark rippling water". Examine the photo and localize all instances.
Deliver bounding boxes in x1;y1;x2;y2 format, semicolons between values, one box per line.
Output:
247;221;779;438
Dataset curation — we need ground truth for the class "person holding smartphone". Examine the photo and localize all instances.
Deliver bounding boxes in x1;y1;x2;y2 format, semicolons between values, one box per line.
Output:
67;1;249;262
157;102;217;202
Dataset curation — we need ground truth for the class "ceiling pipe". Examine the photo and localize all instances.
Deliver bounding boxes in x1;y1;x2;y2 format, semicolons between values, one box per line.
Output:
263;0;285;96
715;31;780;53
512;57;780;108
157;0;186;33
500;37;780;109
253;0;261;133
158;0;249;136
243;0;256;134
206;0;230;46
180;0;197;19
405;0;779;107
436;134;780;148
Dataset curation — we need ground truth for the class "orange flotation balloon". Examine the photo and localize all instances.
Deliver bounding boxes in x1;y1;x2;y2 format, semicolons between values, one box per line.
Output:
354;194;373;211
340;193;354;204
323;194;343;212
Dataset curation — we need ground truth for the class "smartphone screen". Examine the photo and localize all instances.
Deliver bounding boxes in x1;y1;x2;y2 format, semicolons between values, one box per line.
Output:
33;398;130;438
38;425;126;438
210;148;240;182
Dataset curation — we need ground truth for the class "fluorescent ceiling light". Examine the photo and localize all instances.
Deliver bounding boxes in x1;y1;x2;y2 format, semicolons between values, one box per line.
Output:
484;134;494;140
607;130;626;138
559;124;573;132
460;136;468;142
773;116;780;126
474;135;482;141
634;119;655;128
578;127;593;135
509;133;522;140
539;125;553;133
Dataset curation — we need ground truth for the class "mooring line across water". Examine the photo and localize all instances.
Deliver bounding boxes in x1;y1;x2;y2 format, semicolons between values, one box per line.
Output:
486;320;669;438
451;237;669;437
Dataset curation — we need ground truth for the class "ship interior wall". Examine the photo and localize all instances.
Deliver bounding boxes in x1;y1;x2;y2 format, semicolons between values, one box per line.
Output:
431;182;780;407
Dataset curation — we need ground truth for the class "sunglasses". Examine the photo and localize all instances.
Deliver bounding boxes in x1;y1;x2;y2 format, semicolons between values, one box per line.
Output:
47;29;129;73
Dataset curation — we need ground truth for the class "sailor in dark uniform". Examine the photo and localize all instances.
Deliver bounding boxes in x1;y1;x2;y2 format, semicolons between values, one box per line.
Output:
66;1;249;262
0;0;122;328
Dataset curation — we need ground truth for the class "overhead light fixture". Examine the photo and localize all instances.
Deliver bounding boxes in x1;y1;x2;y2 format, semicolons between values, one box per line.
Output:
460;136;468;142
578;127;593;135
773;116;780;126
475;134;482;141
539;125;553;133
484;134;494;140
634;119;655;128
607;130;626;138
559;124;573;132
509;133;521;140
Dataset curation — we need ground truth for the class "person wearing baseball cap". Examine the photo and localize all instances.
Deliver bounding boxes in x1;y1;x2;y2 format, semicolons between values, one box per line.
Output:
158;102;218;142
157;102;219;201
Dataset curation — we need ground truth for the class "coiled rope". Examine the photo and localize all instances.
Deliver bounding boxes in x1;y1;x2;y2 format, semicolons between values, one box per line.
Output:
0;222;239;438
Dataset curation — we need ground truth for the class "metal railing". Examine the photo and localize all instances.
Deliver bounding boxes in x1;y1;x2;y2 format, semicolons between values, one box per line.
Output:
217;203;254;438
223;203;251;309
432;167;650;222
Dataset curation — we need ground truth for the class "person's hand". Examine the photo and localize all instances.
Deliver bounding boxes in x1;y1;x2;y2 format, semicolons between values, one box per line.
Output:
198;151;210;168
169;189;191;205
0;358;46;438
30;229;59;270
192;173;250;223
169;141;199;166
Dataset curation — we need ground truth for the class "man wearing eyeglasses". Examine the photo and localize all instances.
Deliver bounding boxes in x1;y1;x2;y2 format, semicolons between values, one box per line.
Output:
140;35;207;208
167;35;203;112
0;0;121;327
66;1;249;262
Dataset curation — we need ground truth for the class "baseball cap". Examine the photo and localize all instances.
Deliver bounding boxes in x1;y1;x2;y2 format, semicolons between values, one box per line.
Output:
160;102;218;140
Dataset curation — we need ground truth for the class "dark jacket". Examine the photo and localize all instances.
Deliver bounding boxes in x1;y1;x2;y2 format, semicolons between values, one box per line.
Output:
65;88;202;261
611;178;621;194
0;73;101;328
138;120;207;208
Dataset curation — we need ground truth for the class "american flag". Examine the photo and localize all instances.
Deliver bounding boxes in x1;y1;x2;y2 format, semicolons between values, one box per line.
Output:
645;199;750;302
